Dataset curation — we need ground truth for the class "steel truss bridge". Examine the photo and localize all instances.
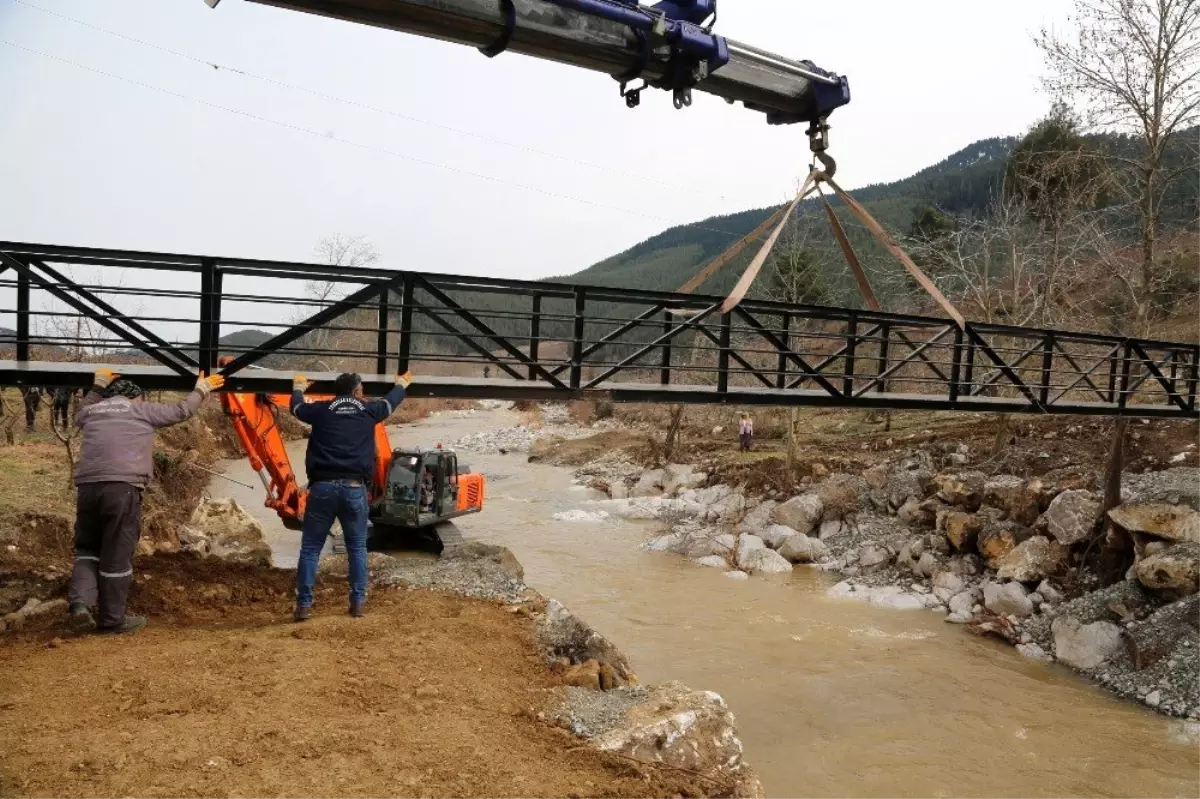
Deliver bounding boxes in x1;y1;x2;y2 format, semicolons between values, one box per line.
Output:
0;242;1195;418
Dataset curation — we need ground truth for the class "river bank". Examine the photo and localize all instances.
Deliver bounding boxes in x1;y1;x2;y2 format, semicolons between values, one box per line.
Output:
515;403;1200;724
0;403;760;798
7;401;1197;797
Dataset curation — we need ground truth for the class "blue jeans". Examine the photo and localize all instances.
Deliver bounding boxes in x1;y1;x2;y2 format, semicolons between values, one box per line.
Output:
296;480;369;608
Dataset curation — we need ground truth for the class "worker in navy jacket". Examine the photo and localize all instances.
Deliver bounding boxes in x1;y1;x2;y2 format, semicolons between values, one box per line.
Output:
289;370;410;621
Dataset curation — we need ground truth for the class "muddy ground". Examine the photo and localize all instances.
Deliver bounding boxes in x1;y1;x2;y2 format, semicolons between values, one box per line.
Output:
0;555;717;799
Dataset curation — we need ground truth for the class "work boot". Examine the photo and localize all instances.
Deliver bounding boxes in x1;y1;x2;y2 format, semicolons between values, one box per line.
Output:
96;615;146;635
349;600;365;618
67;602;95;633
293;605;312;622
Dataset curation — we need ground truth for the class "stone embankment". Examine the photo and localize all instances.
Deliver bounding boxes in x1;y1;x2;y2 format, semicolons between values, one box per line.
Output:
532;424;1199;720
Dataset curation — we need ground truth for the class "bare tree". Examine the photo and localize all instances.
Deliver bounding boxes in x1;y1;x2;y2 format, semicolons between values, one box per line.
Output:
308;233;380;303
295;234;382;371
1036;0;1200;328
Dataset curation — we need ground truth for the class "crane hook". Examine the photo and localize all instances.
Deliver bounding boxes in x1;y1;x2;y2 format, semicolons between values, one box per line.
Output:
806;118;837;180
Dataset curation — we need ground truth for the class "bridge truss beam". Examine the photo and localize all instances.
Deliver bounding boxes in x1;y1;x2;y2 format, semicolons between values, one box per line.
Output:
0;242;1195;419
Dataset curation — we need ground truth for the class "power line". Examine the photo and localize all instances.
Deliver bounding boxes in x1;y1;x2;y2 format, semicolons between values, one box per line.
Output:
0;37;749;238
7;0;728;201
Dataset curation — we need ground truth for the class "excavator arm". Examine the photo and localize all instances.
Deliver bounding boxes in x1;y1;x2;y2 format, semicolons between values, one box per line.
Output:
220;390;393;530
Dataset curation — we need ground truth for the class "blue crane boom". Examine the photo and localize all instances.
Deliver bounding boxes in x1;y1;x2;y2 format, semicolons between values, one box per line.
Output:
209;0;850;130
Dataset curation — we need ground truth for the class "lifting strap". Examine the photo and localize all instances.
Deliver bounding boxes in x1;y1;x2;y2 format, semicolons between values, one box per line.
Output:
662;159;964;328
675;204;787;294
818;185;880;311
824;176;965;328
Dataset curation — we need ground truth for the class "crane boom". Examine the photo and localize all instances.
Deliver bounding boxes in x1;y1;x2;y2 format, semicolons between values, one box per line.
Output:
216;0;849;126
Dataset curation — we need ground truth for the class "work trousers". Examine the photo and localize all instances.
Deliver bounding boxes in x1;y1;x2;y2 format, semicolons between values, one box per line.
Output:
52;401;70;430
739;432;753;451
69;482;143;628
23;393;38;431
296;480;369;608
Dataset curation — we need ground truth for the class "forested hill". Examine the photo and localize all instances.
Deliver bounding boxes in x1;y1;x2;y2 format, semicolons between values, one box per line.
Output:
560;136;1019;298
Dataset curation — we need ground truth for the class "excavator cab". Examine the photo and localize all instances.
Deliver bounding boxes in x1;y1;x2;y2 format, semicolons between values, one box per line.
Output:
380;446;479;528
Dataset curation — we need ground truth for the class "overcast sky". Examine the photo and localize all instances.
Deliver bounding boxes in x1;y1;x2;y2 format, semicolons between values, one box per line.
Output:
0;0;1074;284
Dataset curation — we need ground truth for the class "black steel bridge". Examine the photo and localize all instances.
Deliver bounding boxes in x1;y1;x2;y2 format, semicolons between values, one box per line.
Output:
0;242;1196;418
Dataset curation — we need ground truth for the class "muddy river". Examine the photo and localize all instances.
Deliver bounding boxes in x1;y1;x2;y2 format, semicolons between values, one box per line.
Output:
214;408;1200;798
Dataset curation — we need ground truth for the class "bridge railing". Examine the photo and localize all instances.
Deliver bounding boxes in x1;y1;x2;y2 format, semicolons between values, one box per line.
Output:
0;242;1195;418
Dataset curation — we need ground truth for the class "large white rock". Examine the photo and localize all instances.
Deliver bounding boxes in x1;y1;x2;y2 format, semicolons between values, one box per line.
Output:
736;535;792;573
1052;616;1123;670
694;555;729;569
1039;490;1100;545
777;533;829;564
760;524;797;549
644;533;684;553
1134;542;1200;597
662;463;705;496
588;681;761;797
772;494;823;535
188;497;272;566
631;469;666;498
932;570;965;595
983;581;1034;618
996;536;1067;582
684;532;737;559
1108;503;1200;543
947;590;977;617
740;500;778;536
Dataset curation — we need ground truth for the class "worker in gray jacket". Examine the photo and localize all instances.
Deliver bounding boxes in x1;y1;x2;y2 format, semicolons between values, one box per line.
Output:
68;367;224;634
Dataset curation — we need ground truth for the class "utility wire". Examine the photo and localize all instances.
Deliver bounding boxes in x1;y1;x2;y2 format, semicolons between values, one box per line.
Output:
7;0;728;201
0;38;749;238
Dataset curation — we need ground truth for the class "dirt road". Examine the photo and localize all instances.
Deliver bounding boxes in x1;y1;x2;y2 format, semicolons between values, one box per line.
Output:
0;557;713;798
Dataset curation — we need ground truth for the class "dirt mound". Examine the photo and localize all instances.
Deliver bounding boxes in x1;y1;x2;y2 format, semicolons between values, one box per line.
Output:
0;579;717;798
528;430;648;466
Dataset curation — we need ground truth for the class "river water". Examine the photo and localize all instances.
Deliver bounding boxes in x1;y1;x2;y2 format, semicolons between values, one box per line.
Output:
213;409;1200;798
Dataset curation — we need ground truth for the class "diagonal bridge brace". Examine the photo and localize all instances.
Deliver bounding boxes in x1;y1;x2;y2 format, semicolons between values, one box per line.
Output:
220;277;402;376
412;276;567;389
733;307;842;397
31;258;201;371
853;325;954;398
0;252;195;377
584;302;724;389
1126;341;1191;412
965;327;1043;410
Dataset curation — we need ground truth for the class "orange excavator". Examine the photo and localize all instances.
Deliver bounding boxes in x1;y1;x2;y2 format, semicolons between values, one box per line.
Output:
218;373;485;554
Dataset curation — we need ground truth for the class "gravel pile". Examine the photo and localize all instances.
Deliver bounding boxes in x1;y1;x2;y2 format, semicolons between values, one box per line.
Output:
452;422;593;455
374;544;530;604
551;685;648;738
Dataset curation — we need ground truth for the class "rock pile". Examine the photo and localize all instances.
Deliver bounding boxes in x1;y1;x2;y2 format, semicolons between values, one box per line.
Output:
587;439;1199;718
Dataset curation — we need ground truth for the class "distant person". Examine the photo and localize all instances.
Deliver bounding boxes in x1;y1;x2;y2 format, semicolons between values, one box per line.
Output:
289;370;411;621
69;368;225;635
738;412;754;452
483;365;491;380
21;386;42;433
51;387;74;430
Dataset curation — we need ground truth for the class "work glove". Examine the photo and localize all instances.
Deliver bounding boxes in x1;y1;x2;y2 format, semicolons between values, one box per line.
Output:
396;371;413;389
293;374;309;393
194;370;226;397
93;368;119;389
